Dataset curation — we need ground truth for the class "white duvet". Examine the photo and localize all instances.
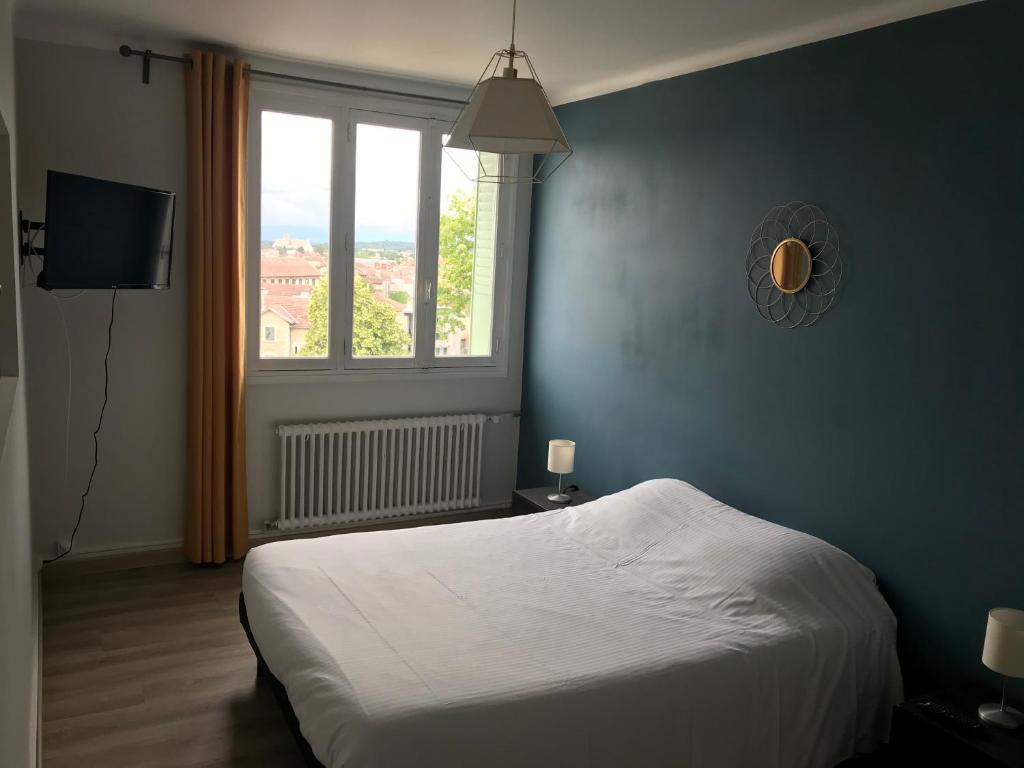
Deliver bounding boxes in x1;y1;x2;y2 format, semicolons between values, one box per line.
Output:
243;479;902;768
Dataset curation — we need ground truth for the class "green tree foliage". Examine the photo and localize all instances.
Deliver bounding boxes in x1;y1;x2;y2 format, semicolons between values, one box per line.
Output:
436;190;476;341
298;276;411;357
297;277;329;356
298;191;475;358
388;290;410;305
353;277;411;356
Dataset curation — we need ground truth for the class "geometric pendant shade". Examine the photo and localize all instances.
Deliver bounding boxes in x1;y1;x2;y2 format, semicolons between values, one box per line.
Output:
444;1;572;183
446;72;570;155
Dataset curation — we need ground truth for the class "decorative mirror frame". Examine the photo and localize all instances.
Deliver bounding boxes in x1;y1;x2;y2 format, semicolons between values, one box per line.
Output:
745;202;842;328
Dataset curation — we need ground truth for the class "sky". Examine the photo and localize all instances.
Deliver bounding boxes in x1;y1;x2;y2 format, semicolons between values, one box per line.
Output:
260;110;477;246
260;111;332;242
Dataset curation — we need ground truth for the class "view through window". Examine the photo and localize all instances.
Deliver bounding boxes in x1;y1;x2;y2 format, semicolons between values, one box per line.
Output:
258;110;333;359
352;123;419;359
437;143;499;357
256;104;504;369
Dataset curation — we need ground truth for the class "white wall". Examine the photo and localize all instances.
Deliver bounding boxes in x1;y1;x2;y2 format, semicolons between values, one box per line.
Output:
17;38;528;555
0;0;39;764
17;39;190;555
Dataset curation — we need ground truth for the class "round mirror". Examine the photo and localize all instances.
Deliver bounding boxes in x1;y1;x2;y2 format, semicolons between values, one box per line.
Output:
770;238;812;294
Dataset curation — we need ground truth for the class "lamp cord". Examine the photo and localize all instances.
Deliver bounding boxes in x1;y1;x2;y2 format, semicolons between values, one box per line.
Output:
510;0;517;50
43;287;118;565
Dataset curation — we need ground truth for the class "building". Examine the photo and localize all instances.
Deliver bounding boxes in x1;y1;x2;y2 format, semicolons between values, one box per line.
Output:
259;254;323;356
260;289;311;356
271;232;316;254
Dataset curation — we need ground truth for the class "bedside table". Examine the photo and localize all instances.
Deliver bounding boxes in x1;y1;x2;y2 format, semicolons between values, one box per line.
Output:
887;693;1024;767
511;486;596;515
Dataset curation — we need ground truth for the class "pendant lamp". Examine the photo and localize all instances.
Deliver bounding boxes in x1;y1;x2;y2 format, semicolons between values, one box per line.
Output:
445;0;572;183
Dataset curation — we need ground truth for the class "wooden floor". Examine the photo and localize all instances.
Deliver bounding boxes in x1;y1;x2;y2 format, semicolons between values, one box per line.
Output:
41;561;306;767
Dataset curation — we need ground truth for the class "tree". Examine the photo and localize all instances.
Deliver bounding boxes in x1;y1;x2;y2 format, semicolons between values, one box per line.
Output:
297;277;329;356
298;276;410;357
436;190;476;341
352;277;411;356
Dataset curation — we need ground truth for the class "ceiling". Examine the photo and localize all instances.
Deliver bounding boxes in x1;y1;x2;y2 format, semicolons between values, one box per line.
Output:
15;0;974;104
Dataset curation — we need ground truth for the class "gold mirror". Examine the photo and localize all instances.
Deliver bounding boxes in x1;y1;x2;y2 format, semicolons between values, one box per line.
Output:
770;238;812;294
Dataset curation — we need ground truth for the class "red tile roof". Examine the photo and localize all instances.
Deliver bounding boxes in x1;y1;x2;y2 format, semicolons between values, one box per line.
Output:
263;283;311;298
262;296;311;329
261;255;324;278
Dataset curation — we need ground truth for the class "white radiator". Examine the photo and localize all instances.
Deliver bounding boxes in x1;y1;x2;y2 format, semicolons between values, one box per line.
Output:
273;413;487;531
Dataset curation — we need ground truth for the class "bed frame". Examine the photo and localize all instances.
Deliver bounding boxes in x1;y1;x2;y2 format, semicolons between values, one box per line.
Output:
238;593;327;768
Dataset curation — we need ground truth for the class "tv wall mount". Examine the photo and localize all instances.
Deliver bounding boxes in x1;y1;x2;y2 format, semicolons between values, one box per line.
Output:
19;211;45;265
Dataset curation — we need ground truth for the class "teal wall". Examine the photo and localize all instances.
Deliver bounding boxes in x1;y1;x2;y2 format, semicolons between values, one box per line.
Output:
519;0;1024;694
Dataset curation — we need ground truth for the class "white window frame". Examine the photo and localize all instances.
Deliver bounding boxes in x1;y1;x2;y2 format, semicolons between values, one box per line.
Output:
246;81;516;380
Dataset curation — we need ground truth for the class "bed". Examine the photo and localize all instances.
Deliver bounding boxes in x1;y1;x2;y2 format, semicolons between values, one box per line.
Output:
241;478;902;768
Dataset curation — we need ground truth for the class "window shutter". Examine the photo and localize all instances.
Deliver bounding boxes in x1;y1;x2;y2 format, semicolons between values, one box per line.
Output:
469;154;500;356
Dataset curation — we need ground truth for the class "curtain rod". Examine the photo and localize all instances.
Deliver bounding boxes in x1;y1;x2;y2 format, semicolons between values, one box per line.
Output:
117;45;467;106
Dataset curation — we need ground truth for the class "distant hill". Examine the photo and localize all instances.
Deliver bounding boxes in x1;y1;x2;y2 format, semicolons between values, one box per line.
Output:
260;225;416;250
355;241;415;251
261;225;329;245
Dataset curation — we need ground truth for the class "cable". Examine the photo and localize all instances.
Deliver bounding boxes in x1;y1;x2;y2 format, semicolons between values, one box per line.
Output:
43;287;118;565
26;221;84;529
53;295;73;495
511;0;517;50
49;291;87;501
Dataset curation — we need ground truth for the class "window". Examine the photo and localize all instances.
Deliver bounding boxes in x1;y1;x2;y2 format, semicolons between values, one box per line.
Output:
248;86;516;376
257;109;332;362
437;140;498;358
351;122;418;361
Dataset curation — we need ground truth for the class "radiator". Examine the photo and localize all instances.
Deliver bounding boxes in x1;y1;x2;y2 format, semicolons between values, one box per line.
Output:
274;413;487;531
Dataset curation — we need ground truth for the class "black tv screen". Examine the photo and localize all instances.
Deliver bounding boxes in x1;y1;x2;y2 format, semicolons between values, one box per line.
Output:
38;171;175;290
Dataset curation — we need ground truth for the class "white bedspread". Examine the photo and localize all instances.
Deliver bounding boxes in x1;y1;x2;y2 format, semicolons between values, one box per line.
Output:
243;479;902;768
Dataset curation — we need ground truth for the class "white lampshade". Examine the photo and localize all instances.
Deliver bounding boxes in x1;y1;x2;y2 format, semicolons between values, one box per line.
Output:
547;439;575;474
982;607;1024;678
446;75;571;156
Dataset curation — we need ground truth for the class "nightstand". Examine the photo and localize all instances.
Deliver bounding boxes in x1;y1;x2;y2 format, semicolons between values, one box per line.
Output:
886;693;1024;767
511;486;596;515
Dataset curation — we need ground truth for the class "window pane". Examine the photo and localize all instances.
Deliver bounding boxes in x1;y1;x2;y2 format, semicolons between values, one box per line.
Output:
352;123;418;358
436;143;498;357
259;111;332;359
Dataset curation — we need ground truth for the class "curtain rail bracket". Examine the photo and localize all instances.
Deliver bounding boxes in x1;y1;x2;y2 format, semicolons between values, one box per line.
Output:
119;44;191;85
117;43;465;105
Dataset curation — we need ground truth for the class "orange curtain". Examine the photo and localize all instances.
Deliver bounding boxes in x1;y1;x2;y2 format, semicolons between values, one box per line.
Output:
184;52;249;564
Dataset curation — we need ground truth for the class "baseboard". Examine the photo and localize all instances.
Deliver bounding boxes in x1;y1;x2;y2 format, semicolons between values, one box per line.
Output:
40;539;186;584
41;503;515;582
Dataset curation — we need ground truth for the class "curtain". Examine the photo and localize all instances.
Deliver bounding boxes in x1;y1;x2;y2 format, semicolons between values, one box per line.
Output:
184;52;249;564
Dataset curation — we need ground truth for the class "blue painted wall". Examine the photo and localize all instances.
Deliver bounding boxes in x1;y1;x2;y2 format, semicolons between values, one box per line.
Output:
518;0;1023;694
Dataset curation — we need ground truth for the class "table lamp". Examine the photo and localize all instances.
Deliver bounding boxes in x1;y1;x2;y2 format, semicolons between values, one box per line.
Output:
546;439;575;503
979;607;1024;728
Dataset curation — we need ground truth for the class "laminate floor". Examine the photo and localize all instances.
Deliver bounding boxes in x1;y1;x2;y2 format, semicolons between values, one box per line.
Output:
41;561;305;767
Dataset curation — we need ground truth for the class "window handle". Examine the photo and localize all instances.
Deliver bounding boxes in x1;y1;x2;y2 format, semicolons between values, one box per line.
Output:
424;280;433;303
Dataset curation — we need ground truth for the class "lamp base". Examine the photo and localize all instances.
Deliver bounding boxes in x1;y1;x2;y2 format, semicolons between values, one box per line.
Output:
978;702;1024;729
546;492;571;504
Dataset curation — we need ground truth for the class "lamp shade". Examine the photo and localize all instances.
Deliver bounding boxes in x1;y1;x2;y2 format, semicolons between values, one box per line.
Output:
547;439;575;474
446;75;571;156
982;607;1024;678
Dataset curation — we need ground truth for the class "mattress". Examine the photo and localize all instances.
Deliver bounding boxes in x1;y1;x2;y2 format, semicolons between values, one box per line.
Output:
242;479;902;768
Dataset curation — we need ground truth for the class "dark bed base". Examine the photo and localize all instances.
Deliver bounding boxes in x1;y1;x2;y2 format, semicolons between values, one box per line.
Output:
238;593;327;768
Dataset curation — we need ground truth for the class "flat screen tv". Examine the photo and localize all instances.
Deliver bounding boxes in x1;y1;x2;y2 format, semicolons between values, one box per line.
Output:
38;171;176;290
